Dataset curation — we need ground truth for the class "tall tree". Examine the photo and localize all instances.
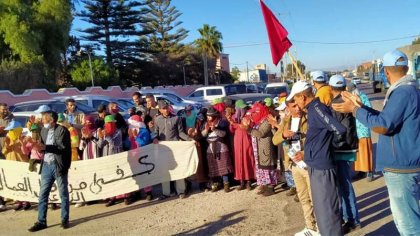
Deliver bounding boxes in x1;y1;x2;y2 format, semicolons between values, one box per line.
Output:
0;0;72;91
142;0;188;54
195;24;223;85
78;0;150;66
230;66;241;82
0;0;72;65
412;37;420;45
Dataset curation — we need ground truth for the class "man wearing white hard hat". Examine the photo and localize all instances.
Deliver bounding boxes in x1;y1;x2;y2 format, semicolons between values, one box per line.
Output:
288;80;346;236
311;71;333;106
332;50;420;235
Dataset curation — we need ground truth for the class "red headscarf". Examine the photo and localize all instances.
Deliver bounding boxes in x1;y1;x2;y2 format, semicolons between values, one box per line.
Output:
84;115;97;132
213;102;226;115
105;122;117;136
249;102;270;125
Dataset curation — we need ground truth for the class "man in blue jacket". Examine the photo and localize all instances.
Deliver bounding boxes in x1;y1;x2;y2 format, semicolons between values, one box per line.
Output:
288;80;347;236
333;50;420;235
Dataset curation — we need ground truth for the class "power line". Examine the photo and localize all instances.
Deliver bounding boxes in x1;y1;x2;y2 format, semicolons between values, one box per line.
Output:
224;34;420;48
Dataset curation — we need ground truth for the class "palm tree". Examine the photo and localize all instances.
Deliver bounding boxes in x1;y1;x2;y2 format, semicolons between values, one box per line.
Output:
195;24;223;85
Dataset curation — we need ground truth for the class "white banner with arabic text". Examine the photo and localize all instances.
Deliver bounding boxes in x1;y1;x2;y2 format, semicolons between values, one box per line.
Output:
0;141;198;203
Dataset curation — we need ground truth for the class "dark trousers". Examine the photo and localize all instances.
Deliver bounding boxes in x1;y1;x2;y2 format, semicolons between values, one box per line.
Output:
309;167;343;236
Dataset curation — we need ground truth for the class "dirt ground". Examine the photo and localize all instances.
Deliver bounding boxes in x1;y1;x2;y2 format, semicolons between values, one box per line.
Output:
0;176;397;236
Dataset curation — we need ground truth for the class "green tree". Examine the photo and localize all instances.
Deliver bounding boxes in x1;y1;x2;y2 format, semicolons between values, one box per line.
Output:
135;0;189;86
412;37;420;45
0;0;72;90
230;66;241;82
78;0;150;66
71;58;118;90
195;24;223;85
142;0;188;54
0;0;72;65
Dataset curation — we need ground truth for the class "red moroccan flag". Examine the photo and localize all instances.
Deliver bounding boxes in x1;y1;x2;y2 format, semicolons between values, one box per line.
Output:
260;0;292;65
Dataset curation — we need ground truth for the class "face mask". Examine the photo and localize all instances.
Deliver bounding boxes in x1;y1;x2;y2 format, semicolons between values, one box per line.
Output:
44;123;51;129
105;123;117;136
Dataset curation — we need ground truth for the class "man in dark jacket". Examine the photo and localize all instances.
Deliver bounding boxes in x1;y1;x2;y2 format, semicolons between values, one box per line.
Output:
288;80;346;236
28;111;72;232
329;75;360;234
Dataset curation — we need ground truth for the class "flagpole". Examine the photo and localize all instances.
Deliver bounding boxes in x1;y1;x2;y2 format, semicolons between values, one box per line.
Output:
287;51;305;80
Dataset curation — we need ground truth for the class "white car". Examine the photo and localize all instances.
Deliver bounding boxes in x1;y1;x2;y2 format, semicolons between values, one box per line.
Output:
53;95;129;111
140;89;201;109
10;99;96;114
264;82;290;98
186;84;247;105
148;94;201;115
351;77;361;85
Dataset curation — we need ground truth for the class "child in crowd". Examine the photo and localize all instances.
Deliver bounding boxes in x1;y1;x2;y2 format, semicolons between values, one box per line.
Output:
127;115;153;201
2;120;31;211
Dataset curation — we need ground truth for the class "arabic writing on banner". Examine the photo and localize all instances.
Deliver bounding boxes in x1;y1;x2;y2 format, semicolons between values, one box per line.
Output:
0;141;198;203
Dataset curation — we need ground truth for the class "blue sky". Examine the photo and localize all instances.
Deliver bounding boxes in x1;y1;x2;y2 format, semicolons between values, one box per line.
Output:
72;0;420;73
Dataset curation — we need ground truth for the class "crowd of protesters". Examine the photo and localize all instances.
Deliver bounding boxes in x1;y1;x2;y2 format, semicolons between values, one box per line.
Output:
0;50;418;235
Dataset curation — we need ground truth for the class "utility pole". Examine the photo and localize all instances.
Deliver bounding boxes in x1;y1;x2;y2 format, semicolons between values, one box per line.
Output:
203;53;208;85
77;49;94;87
246;61;249;83
183;65;186;86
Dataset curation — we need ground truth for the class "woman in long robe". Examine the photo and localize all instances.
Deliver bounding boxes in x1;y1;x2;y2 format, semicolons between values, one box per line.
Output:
227;100;255;190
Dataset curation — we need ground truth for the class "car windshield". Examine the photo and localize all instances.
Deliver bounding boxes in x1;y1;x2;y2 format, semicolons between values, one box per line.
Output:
164;93;183;103
117;99;134;108
265;86;288;95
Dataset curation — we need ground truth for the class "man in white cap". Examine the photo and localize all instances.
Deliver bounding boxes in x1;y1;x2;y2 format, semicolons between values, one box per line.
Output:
332;50;420;235
288;80;346;236
311;71;333;106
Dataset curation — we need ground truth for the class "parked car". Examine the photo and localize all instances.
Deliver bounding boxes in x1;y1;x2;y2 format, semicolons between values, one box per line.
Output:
152;94;201;112
245;84;258;93
139;89;199;107
10;99;96;114
264;82;290;98
53;95;129;111
256;82;268;93
186;84;247;105
224;93;273;106
351;77;361;85
7;112;32;136
115;98;135;109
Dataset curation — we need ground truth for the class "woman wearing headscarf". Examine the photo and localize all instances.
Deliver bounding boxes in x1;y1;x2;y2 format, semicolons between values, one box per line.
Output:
202;106;233;192
348;83;374;181
187;108;210;191
79;115;100;160
2;120;31;210
245;102;279;196
227;100;255;191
